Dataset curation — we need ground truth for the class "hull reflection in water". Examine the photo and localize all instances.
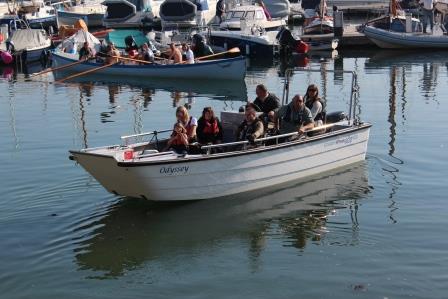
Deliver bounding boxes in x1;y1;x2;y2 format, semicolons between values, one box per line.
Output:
52;74;248;102
75;163;370;278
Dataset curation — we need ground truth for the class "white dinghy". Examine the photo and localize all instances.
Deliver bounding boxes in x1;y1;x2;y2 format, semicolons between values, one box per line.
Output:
69;69;371;201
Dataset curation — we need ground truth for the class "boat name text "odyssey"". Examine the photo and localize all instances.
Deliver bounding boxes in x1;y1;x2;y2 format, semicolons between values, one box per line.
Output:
159;166;190;175
324;134;359;148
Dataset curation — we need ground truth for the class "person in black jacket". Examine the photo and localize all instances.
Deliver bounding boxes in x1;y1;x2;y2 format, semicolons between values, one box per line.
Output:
197;107;223;144
253;84;280;123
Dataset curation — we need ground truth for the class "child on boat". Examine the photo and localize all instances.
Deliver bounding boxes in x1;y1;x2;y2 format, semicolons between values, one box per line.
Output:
165;123;189;155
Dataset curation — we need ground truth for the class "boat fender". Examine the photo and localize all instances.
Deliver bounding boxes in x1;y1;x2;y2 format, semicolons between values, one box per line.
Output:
295;40;309;54
0;51;13;64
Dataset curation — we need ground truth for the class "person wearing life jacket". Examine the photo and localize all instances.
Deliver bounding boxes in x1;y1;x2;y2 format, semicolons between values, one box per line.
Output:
197;107;223;144
165;122;189;154
304;84;326;127
175;105;197;143
277;94;314;135
236;103;265;144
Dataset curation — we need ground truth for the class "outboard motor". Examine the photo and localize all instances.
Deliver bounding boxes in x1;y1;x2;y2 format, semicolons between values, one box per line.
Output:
326;111;346;124
276;26;309;57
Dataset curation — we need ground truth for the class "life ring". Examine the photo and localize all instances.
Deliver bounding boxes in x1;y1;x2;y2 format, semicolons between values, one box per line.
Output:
0;33;4;43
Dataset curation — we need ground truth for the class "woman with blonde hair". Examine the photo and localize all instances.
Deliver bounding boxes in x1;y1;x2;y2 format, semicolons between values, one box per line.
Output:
175;106;197;142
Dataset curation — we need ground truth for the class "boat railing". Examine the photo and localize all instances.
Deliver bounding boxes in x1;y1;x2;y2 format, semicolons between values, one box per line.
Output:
121;129;172;141
201;123;338;155
282;68;359;125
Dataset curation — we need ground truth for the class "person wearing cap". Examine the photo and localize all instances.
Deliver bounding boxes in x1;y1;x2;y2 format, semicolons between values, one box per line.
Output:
236;104;265;144
253;84;280;124
168;43;183;63
277;94;314;135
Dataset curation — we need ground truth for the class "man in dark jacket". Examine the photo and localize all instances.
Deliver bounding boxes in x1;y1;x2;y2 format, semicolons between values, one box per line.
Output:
236;104;264;144
253;84;280;123
277;94;314;135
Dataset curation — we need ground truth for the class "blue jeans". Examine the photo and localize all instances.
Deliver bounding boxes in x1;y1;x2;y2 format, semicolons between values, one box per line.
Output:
422;8;434;33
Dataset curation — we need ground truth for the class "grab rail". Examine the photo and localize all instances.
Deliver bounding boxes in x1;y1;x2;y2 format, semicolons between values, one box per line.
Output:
201;123;339;154
121;129;172;140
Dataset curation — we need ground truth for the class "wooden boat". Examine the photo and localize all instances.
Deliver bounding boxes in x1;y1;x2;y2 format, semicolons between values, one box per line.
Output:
69;69;371;201
363;25;448;49
52;51;246;80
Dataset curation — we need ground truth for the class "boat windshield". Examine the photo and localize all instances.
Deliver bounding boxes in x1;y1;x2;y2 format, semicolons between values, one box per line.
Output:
226;10;244;20
245;11;255;20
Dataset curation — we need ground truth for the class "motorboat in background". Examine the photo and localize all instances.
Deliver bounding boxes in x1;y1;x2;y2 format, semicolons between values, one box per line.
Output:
359;0;421;33
69;69;371;202
303;0;333;34
219;2;289;31
208;25;280;57
0;0;58;32
56;0;106;27
363;25;448;48
17;0;58;31
5;27;52;63
102;0;158;28
159;0;216;29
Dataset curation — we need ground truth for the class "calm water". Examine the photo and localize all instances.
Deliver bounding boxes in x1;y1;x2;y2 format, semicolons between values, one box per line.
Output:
1;50;447;299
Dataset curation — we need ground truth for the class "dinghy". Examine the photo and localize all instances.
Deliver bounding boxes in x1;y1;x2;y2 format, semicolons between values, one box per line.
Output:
69;69;371;201
363;25;448;48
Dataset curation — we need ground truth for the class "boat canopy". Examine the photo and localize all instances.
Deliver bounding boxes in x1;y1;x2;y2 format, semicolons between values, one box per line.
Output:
159;0;197;22
8;29;50;51
262;0;290;19
60;29;101;52
106;29;149;48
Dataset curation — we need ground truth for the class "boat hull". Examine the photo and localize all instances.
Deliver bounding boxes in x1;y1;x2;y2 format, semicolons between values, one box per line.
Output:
70;124;371;201
57;11;104;27
52;52;246;80
208;31;277;57
364;26;448;49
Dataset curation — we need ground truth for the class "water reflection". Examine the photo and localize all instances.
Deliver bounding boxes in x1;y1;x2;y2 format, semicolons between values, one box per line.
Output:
420;63;438;102
52;73;248;103
365;50;444;103
74;163;370;279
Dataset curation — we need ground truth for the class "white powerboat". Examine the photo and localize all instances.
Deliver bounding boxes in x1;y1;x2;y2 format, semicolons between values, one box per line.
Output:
102;0;159;28
69;69;371;202
159;0;216;29
56;0;106;27
219;4;288;31
208;27;279;57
